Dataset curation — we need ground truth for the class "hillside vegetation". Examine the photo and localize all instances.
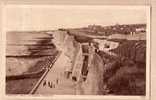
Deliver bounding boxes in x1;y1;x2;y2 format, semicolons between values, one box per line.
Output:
98;40;146;95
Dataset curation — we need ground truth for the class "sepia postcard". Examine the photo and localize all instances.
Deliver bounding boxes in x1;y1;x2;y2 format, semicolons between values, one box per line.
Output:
1;5;150;100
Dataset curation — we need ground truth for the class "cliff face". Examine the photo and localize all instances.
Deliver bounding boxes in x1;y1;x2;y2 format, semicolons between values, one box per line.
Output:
52;30;81;73
81;53;105;95
52;31;106;95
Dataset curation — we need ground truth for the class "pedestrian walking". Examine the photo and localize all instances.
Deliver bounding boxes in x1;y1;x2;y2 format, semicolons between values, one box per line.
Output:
56;78;59;84
43;80;46;86
48;81;52;88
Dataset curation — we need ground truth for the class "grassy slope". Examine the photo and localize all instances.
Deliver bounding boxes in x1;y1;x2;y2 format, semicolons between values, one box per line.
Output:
98;40;146;95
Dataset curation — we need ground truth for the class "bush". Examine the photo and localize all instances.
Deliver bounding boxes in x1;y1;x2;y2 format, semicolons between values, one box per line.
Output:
107;66;145;95
110;40;146;64
97;40;146;95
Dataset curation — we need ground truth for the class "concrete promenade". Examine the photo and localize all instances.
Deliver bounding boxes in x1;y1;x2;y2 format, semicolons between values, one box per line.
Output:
35;52;76;95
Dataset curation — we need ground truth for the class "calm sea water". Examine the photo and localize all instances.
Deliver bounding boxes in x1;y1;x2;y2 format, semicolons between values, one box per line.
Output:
6;31;53;56
6;31;54;75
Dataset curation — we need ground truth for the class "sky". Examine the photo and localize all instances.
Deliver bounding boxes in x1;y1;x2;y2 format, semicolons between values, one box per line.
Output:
4;5;149;31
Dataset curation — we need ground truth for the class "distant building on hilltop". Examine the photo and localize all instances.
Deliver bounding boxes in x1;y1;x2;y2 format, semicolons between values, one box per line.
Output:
135;27;146;33
88;25;102;31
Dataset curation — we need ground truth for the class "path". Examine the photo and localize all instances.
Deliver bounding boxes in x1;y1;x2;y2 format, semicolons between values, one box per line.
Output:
35;51;76;95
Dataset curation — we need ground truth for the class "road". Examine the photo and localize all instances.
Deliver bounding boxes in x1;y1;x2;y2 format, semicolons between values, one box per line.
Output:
35;51;76;95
